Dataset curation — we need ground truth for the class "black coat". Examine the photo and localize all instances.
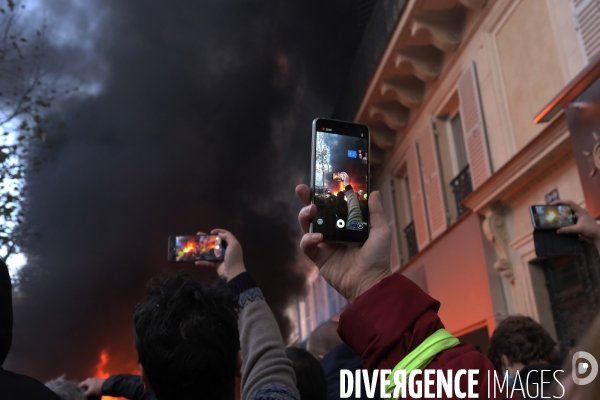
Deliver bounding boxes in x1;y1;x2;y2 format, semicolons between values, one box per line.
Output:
320;343;381;400
0;260;61;400
102;374;156;400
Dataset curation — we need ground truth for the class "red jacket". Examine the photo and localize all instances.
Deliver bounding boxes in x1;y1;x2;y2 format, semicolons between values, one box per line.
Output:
338;273;509;399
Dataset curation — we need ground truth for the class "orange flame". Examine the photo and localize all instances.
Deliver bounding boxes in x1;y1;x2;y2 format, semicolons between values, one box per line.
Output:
182;240;196;253
95;350;110;379
331;181;345;195
94;349;139;400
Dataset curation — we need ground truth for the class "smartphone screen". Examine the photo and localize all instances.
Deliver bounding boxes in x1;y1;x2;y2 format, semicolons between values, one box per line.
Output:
311;118;369;243
168;235;226;262
529;205;576;229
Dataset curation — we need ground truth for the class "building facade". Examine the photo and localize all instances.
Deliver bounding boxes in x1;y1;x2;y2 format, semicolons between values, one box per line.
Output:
292;0;600;355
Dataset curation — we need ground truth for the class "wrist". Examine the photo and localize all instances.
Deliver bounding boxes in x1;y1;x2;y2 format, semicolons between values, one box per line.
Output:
225;264;246;282
348;268;392;303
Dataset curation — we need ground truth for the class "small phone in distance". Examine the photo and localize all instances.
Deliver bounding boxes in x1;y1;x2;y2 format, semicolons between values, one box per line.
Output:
311;118;370;244
168;235;226;262
529;205;577;230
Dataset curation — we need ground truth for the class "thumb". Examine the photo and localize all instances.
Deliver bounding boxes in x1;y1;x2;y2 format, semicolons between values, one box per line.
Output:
368;191;388;229
557;225;579;235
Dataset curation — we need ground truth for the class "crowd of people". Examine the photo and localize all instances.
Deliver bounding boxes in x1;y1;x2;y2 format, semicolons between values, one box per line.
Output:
1;189;600;399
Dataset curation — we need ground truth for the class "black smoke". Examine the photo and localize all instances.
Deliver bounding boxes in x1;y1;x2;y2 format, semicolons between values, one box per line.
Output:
5;0;364;380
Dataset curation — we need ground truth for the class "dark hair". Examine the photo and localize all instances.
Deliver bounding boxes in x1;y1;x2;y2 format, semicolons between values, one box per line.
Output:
487;315;558;372
285;347;327;400
134;272;239;400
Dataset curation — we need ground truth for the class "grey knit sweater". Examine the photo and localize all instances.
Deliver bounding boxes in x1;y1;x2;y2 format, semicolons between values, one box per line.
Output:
230;273;300;400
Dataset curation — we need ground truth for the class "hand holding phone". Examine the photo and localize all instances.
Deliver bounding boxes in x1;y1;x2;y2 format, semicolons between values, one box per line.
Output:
553;200;600;251
529;203;583;257
195;229;246;282
168;234;227;262
296;183;391;303
529;205;576;229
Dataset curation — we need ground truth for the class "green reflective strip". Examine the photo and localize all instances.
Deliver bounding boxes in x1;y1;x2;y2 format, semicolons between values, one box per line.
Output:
385;328;460;399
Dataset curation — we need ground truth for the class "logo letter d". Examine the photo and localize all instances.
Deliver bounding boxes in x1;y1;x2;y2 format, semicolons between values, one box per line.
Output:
572;351;598;386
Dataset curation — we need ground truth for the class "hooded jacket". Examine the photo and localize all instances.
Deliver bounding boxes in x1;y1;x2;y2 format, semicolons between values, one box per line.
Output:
0;260;61;400
338;273;509;400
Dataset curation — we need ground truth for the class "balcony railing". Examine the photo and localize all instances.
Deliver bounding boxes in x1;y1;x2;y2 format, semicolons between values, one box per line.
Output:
403;221;418;260
450;165;473;217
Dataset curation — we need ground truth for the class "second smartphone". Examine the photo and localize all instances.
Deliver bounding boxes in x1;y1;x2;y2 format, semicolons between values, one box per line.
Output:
168;235;226;262
311;118;370;243
529;205;577;229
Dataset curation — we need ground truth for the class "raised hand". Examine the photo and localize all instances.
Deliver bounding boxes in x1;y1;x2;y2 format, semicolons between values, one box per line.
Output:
78;377;104;396
553;200;600;252
195;229;246;282
296;184;391;302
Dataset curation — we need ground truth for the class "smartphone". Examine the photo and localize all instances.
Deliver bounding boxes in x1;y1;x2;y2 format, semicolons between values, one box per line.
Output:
168;235;226;262
311;118;370;243
529;205;577;229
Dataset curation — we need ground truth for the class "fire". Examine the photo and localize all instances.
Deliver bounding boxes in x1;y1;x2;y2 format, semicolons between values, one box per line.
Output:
182;240;196;253
95;350;110;379
94;349;139;400
332;181;345;195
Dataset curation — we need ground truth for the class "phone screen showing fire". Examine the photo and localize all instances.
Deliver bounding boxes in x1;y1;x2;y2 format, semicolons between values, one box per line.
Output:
533;205;576;229
314;130;368;243
169;235;225;262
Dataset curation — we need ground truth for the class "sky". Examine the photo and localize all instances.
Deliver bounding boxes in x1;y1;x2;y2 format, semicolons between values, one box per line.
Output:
4;0;366;380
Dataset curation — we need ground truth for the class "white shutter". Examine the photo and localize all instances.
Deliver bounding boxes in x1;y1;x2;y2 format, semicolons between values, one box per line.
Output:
418;122;447;239
407;143;430;250
379;178;402;272
572;0;600;62
457;62;492;190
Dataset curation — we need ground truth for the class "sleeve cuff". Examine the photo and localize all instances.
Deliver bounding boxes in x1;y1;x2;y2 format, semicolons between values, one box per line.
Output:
101;375;117;395
228;272;258;296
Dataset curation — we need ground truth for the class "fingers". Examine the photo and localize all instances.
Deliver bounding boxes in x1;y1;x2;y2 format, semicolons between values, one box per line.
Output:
196;231;208;236
195;260;220;268
211;229;239;247
78;379;93;396
367;191;389;230
552;200;585;216
557;225;581;235
296;184;311;206
300;232;322;261
298;204;316;234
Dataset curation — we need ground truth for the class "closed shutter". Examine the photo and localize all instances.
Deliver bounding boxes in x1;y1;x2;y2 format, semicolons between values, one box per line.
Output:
418;122;447;239
572;0;600;62
379;178;402;271
457;62;492;190
407;143;430;250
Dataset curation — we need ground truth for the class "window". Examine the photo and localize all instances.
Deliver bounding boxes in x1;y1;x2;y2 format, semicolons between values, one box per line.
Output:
451;113;468;171
571;0;600;63
391;174;417;262
435;99;473;224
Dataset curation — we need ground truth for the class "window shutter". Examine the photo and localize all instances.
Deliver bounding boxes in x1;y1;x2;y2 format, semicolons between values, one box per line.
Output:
379;178;402;272
572;0;600;62
418;122;448;239
457;62;492;190
407;143;430;250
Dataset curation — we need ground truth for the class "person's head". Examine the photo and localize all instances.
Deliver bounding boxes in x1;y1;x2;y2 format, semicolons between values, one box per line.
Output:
307;320;343;359
134;272;240;400
286;347;327;400
487;315;558;375
45;377;86;400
